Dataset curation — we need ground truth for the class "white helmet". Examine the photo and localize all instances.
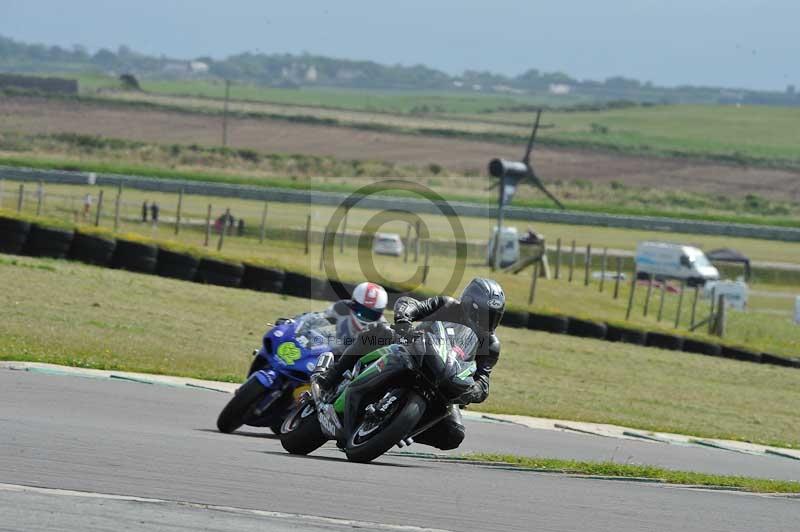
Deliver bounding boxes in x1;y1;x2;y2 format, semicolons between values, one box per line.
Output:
349;282;388;328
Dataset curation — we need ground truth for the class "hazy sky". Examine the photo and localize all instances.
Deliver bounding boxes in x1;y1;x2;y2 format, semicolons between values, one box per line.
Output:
1;0;796;90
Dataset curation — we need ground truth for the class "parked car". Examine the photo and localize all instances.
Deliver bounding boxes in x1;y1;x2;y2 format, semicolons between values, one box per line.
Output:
635;241;719;286
373;232;404;256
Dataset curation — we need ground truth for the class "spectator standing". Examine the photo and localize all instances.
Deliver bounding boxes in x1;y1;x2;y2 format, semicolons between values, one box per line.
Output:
142;200;148;223
150;202;160;226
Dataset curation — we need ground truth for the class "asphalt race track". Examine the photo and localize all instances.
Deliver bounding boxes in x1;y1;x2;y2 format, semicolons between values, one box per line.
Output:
1;370;797;531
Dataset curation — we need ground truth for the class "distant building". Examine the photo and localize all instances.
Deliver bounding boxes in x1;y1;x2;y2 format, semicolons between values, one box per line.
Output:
189;61;209;74
548;83;572;95
305;65;318;82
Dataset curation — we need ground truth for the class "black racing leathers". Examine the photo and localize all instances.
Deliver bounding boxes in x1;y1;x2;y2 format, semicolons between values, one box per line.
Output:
393;295;500;405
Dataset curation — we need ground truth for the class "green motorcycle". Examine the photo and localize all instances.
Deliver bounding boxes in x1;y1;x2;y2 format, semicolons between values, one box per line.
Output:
279;321;477;463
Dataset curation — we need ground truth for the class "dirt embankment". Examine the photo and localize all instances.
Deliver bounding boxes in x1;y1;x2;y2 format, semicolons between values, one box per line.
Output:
1;96;798;201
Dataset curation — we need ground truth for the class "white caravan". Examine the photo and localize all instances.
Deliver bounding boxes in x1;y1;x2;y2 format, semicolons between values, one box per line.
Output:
486;226;520;268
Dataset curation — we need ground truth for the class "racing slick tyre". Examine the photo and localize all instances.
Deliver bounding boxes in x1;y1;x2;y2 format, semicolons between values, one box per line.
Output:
345;389;426;464
645;332;684;351
156;248;199;281
216;378;267;434
567;318;607;339
68;232;116;266
195;258;244;287
682;339;722;357
111;240;158;274
527;312;569;334
24;224;74;259
0;217;31;254
721;346;761;363
241;264;285;294
280;400;327;455
501;310;530;329
605;324;647;345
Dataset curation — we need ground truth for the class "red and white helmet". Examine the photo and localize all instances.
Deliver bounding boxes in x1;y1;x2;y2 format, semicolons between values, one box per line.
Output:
349;282;388;328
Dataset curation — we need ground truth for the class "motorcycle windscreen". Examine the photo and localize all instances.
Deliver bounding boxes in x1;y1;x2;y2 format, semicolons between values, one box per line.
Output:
419;322;477;398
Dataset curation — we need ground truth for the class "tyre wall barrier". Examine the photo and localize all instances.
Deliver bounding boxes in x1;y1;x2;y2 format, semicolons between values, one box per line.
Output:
502;310;530;329
24;224;74;259
681;338;722;357
195;258;244;288
646;332;685;351
605;324;647;345
69;232;116;267
0;215;796;370
111;240;158;274
0;216;31;254
240;264;286;294
156;249;200;281
528;312;569;334
567;318;608;340
721;345;762;363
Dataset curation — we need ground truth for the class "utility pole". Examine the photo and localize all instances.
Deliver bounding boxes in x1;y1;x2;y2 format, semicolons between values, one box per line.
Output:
222;79;231;147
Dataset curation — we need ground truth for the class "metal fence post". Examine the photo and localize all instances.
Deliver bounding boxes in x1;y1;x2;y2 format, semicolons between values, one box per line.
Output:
643;274;654;317
613;257;622;299
175;188;184;235
422;240;430;284
599;247;607;292
690;286;699;329
656;282;667;322
568;240;576;283
0;178;4;208
554;238;561;280
17;184;24;212
217;208;229;251
94;190;104;227
114;183;122;232
674;280;686;328
259;202;268;244
528;261;540;305
340;207;348;253
304;214;312;255
414;221;421;263
583;244;592;286
204;204;212;247
625;269;637;320
35;181;44;216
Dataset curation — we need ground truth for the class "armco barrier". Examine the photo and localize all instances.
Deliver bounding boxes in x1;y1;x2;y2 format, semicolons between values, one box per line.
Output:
0;213;796;369
4;165;800;242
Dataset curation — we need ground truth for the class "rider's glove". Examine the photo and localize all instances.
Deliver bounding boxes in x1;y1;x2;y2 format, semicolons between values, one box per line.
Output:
394;319;413;343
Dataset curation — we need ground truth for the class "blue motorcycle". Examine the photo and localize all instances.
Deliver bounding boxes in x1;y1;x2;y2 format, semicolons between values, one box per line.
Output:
216;312;336;434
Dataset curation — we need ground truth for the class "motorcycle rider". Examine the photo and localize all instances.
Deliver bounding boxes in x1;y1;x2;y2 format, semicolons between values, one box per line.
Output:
323;282;389;355
316;277;505;450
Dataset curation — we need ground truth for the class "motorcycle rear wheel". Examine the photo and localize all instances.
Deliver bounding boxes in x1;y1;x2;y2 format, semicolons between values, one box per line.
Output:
345;390;426;464
280;401;327;455
216;378;266;433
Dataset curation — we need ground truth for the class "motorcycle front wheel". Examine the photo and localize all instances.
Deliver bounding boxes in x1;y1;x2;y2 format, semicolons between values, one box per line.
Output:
216;378;266;433
279;400;327;455
345;389;426;464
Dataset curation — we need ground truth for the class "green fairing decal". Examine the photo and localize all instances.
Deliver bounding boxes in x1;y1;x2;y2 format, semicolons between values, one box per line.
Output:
276;342;301;365
359;347;390;366
333;389;346;414
457;363;477;380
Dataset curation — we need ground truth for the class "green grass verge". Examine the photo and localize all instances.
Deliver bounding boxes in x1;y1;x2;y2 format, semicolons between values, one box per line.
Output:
464;453;800;494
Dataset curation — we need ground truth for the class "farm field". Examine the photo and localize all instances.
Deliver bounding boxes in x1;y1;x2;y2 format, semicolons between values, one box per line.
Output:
1;252;798;448
1;95;799;206
99;88;800;167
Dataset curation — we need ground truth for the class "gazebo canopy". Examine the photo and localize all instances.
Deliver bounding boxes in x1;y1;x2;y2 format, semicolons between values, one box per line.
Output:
706;248;751;280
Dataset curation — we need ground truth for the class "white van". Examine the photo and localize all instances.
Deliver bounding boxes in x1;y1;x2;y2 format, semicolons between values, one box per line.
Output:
373;232;404;257
486;226;520;268
635;241;719;285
